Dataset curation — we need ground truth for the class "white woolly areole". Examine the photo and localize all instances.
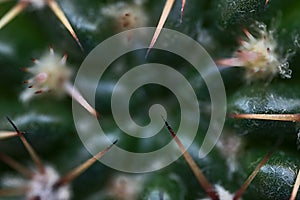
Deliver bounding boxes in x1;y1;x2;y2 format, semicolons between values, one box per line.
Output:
106;174;144;200
200;185;235;200
239;24;286;80
216;132;243;176
101;2;148;31
218;22;291;81
20;50;72;102
27;166;71;200
20;0;47;9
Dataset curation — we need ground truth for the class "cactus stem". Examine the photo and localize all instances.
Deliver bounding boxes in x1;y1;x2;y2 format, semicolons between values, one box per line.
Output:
6;117;45;174
290;169;300;200
146;0;175;57
163;119;219;200
233;140;279;200
0;187;27;197
0;153;33;178
53;140;117;189
64;82;100;119
0;131;18;139
229;113;300;122
47;0;83;51
0;1;28;30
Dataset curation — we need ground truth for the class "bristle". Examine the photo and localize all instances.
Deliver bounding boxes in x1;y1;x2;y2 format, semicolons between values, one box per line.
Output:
0;187;27;197
53;140;117;188
6;117;45;174
229;113;300;122
47;0;83;51
146;0;175;57
242;28;255;41
61;53;68;64
0;153;32;178
64;82;100;118
239;39;251;48
0;131;18;139
216;58;246;67
180;0;186;23
31;58;40;64
290;169;300;200
34;90;44;94
265;0;269;5
163;119;219;200
0;1;28;30
20;67;29;72
49;45;54;55
233;141;279;200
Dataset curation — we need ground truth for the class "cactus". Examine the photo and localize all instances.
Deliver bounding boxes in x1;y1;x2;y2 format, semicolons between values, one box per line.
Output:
0;0;300;200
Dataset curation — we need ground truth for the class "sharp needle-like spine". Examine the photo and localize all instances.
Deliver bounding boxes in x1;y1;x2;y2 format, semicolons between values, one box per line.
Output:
0;153;33;178
230;113;300;122
0;131;18;139
64;82;99;118
0;1;28;30
233;144;277;200
53;140;117;188
180;0;186;23
6;117;45;174
163;119;219;200
290;169;300;200
47;0;83;51
146;0;175;57
0;0;83;50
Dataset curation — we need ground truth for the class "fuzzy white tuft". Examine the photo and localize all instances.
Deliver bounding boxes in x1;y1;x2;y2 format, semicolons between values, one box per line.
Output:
101;2;148;31
216;132;243;176
217;22;291;81
1;166;71;200
27;166;71;200
20;0;46;9
20;49;72;102
200;184;235;200
105;174;144;200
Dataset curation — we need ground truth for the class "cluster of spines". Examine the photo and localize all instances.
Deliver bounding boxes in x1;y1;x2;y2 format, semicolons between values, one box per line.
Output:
163;119;299;200
21;46;99;118
0;0;299;199
0;117;117;199
0;0;83;50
